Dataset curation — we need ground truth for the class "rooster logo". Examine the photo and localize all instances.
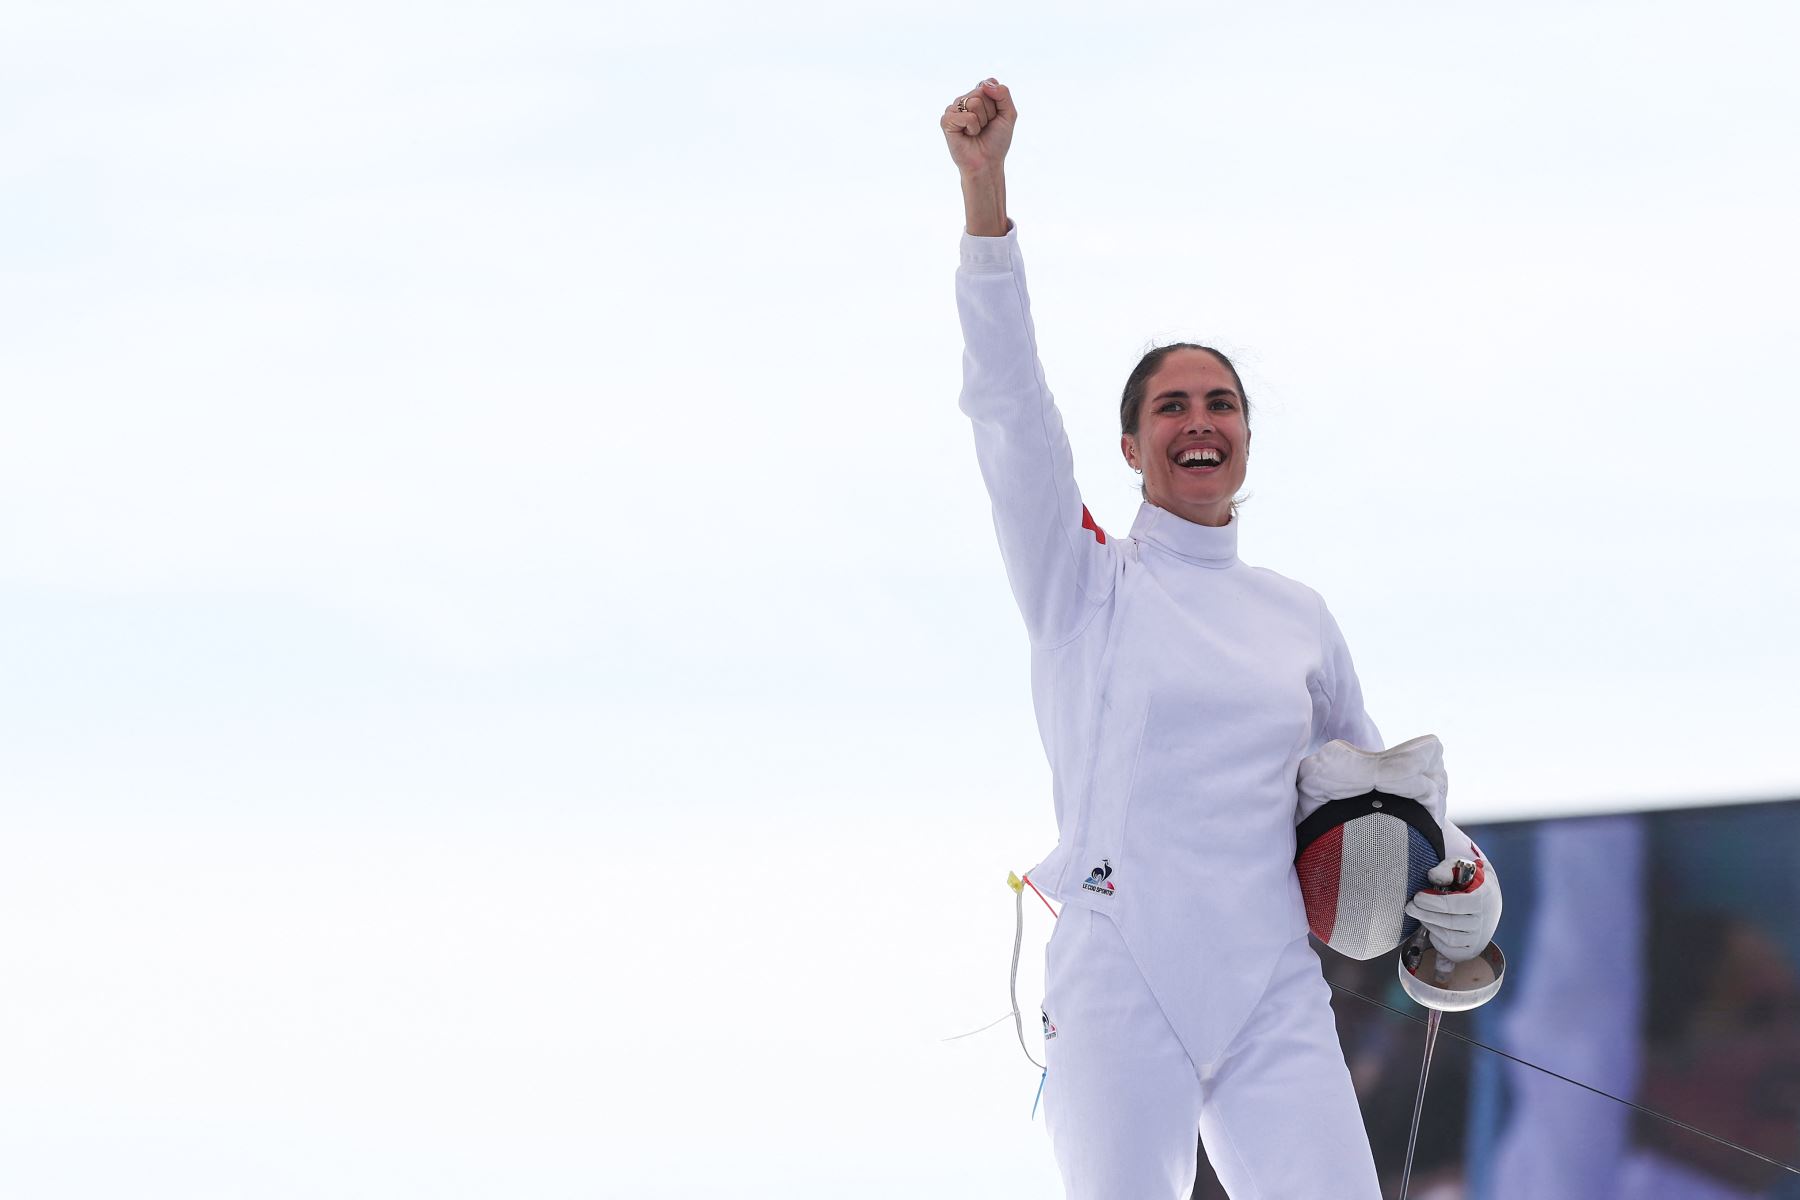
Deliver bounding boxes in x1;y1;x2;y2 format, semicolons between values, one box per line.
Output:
1081;859;1116;895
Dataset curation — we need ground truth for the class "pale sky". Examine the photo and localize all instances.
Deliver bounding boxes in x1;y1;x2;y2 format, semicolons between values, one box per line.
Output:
3;1;1797;1195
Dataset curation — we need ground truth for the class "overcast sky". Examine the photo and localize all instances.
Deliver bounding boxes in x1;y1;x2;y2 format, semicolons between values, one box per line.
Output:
3;1;1797;1195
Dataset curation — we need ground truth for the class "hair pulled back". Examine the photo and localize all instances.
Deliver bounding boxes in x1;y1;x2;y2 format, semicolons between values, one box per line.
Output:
1118;343;1250;435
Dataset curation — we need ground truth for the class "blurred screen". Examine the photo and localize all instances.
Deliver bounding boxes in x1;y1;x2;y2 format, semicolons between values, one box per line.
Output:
1192;799;1800;1200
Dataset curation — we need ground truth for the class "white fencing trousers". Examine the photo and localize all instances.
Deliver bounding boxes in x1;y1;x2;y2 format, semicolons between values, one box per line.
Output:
1041;907;1381;1200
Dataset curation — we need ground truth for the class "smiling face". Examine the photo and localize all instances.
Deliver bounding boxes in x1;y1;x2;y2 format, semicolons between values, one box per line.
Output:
1120;347;1250;527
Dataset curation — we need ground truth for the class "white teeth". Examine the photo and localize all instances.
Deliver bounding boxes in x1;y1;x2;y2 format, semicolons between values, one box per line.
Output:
1177;447;1222;466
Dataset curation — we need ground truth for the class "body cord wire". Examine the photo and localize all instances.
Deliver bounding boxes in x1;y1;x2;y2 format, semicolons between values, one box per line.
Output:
1011;879;1045;1071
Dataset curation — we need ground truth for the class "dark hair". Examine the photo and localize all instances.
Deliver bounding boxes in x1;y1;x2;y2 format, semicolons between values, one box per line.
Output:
1118;343;1250;436
1119;343;1252;512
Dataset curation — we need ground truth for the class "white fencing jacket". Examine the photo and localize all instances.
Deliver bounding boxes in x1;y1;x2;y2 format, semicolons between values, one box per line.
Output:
958;221;1384;1065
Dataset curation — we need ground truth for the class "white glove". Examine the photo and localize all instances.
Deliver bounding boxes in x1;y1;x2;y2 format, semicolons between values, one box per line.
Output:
1405;832;1502;962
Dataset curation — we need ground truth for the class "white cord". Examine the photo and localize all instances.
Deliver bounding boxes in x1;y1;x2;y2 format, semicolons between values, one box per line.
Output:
939;873;1048;1072
1010;878;1046;1070
941;1011;1014;1042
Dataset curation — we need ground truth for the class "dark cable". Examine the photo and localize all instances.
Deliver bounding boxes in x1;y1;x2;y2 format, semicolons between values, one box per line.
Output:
1327;981;1800;1179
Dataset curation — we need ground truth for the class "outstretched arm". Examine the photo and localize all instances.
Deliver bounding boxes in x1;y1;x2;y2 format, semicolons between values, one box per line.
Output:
944;79;1116;646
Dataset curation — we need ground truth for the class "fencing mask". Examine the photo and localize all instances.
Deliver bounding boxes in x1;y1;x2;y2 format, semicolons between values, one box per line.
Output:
1295;734;1449;960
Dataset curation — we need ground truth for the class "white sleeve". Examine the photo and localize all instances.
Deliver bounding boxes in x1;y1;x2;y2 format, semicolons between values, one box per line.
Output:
956;222;1116;647
1316;597;1382;750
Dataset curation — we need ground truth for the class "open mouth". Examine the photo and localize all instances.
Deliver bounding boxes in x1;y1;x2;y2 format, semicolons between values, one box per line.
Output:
1175;447;1225;472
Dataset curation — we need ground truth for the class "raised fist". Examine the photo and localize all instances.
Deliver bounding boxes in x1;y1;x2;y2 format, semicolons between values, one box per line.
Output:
940;78;1017;177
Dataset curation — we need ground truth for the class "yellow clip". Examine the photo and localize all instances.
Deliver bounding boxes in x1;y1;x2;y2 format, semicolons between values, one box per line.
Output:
1007;871;1024;893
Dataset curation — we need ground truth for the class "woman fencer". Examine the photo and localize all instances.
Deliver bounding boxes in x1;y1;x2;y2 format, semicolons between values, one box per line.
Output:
940;77;1502;1199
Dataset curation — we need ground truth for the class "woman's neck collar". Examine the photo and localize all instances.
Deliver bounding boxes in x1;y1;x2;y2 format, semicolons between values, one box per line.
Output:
1129;501;1239;566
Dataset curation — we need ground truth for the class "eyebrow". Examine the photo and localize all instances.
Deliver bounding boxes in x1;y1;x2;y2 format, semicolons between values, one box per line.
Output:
1151;388;1239;403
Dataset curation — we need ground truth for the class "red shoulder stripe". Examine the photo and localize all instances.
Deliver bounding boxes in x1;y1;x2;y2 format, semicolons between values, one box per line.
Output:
1080;505;1107;545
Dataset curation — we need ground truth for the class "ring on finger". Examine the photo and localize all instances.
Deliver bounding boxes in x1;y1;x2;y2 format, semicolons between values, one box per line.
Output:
955;98;968;112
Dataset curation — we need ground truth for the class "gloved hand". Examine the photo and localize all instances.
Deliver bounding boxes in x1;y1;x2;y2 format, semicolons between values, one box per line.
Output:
1405;842;1502;962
